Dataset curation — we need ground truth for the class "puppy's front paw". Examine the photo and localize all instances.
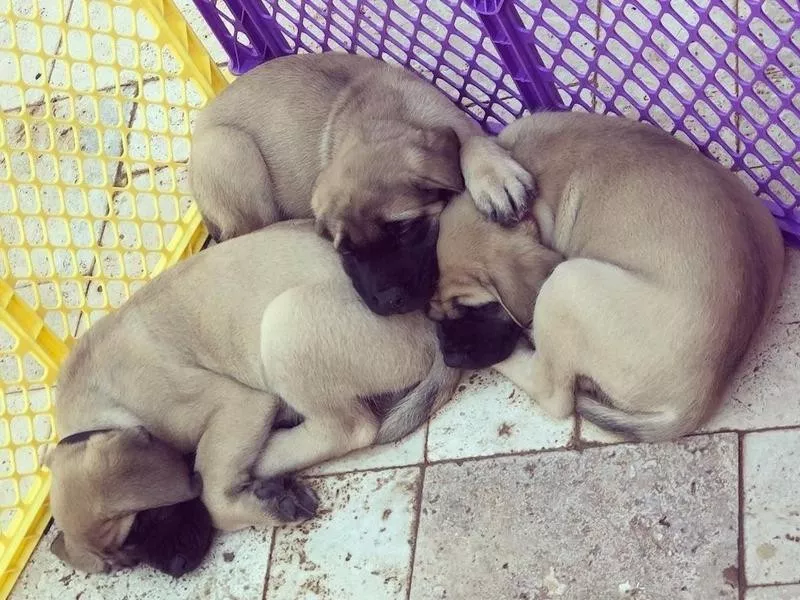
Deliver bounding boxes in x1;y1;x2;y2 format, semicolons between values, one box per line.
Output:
464;140;536;225
252;476;319;522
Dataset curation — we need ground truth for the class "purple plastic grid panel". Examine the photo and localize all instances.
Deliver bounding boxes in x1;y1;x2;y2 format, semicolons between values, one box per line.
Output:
469;0;563;110
239;0;539;131
191;0;277;73
193;0;799;240
500;0;799;239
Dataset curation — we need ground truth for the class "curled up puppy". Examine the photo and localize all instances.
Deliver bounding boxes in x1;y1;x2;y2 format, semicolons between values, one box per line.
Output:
430;111;784;442
190;52;534;316
44;221;460;575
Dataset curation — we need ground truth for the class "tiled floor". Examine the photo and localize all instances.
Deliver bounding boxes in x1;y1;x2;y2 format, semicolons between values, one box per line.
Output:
5;1;800;599
10;249;800;599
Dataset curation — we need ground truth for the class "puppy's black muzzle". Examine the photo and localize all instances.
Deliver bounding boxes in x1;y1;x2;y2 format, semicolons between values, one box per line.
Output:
340;218;439;316
436;302;523;370
124;495;214;578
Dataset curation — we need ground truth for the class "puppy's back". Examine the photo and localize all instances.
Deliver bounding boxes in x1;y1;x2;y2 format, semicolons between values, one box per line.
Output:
56;222;344;431
500;112;783;313
501;113;784;433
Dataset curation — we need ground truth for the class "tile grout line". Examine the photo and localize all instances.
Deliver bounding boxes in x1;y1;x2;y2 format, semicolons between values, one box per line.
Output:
404;420;434;598
737;431;747;600
404;464;427;600
747;581;800;590
571;415;582;449
261;525;279;600
300;423;800;480
43;0;72;87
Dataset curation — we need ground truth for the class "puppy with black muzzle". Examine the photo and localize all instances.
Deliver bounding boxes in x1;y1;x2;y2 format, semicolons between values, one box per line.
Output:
431;111;785;442
48;440;213;578
190;52;534;315
44;221;460;574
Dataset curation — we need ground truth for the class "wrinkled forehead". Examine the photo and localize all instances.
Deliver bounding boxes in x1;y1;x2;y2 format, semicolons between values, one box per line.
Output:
333;201;442;248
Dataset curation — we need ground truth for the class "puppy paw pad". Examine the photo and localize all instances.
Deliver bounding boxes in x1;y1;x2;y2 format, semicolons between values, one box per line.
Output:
253;476;319;522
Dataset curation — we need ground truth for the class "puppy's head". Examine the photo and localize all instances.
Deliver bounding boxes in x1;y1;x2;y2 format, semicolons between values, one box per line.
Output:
429;194;555;370
46;427;203;574
312;126;463;315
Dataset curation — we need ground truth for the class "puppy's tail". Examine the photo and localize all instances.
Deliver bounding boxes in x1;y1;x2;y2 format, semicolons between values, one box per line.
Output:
576;392;703;443
375;352;461;444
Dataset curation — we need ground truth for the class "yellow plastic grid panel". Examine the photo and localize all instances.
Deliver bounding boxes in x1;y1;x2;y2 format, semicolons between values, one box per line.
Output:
0;0;226;595
1;0;221;338
0;280;59;597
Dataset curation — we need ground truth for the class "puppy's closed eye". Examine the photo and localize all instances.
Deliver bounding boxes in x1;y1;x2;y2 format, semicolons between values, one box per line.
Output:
382;216;432;244
461;301;504;319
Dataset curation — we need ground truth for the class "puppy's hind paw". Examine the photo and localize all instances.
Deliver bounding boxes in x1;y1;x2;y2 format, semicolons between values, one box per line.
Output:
464;141;536;226
253;476;319;522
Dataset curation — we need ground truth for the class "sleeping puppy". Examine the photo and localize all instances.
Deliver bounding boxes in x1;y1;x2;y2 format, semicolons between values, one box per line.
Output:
44;221;460;574
190;52;533;316
48;443;213;578
430;111;785;441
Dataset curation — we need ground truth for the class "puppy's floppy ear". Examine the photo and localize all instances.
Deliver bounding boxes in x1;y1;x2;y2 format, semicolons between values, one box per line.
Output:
415;126;464;193
487;275;534;329
487;242;564;328
311;167;347;248
104;430;202;518
110;469;201;519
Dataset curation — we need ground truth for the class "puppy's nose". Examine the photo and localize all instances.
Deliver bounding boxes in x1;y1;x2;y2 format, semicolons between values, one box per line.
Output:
443;352;469;369
374;287;407;312
168;555;189;578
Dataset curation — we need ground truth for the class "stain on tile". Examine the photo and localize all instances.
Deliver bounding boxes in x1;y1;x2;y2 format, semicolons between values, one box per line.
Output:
267;468;421;600
427;369;573;461
744;429;800;585
411;434;738;600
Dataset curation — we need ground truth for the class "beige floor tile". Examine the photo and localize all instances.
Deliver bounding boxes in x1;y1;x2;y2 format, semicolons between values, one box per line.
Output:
412;434;739;600
747;584;800;600
267;468;421;600
10;525;272;600
426;369;574;462
744;428;800;585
